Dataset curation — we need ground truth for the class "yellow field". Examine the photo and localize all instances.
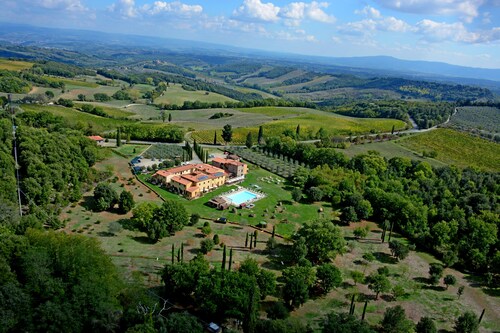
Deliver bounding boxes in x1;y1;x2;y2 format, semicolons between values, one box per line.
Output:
0;59;34;71
398;128;500;172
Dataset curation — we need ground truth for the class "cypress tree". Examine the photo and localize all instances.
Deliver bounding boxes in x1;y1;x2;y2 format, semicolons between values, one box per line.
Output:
181;243;184;262
257;126;263;145
228;248;233;271
272;225;275;238
116;127;122;147
249;234;253;249
213;131;217;145
253;230;257;247
296;124;300;138
171;244;175;264
168;113;172;122
245;233;249;247
222;245;227;271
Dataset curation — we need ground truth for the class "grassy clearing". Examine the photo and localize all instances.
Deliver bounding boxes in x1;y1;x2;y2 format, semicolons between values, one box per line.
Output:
74;103;135;118
0;58;33;71
154;85;237;105
336;139;447;168
45;76;99;88
398;128;500;172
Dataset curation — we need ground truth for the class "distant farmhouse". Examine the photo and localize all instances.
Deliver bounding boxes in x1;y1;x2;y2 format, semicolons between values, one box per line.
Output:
87;135;104;145
152;158;248;199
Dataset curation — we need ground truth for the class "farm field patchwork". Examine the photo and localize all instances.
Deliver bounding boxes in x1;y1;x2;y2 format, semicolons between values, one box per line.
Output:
192;107;407;144
447;106;500;134
398;128;500;172
154;85;237;105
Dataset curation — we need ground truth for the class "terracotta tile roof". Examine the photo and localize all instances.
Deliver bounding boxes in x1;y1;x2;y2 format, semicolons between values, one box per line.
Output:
88;135;104;141
186;187;199;193
172;176;192;186
212;158;245;167
153;170;171;177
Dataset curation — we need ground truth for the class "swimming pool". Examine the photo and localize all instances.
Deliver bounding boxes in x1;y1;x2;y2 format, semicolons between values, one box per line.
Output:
225;190;258;206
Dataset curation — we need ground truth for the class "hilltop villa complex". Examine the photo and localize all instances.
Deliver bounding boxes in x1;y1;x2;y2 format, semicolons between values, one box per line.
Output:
152;158;248;199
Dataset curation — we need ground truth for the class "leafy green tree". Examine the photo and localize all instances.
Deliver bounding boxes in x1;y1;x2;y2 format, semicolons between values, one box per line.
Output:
45;90;54;99
353;226;369;239
222;124;233;144
380;305;414;333
200;239;214;254
367;273;391;299
118;190;135;213
158;312;203;333
291;188;303;202
94;182;118;211
429;263;444;285
255;318;310;333
295;219;346;263
307;186;323;202
454;311;479;333
239;258;276;299
154;200;189;236
416;316;437;333
213;234;220;245
443;274;457;289
350;270;365;285
162;255;210;298
291;237;308;263
457;285;465;299
266;301;290;320
321;312;375;333
282;265;315;308
189;213;200;226
389;240;410;261
131;202;157;231
245;132;253;149
316;264;342;294
201;221;212;236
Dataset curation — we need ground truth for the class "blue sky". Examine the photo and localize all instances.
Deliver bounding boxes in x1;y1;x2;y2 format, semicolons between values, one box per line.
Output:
2;0;500;68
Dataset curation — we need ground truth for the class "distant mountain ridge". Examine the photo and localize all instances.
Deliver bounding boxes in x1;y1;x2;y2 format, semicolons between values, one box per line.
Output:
0;22;499;86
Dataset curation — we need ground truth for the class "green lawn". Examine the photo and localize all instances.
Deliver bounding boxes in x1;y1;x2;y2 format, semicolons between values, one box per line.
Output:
114;144;151;157
398;128;500;172
138;165;323;236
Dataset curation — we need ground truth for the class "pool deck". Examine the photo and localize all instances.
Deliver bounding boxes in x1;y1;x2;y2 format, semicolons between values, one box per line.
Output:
218;187;266;207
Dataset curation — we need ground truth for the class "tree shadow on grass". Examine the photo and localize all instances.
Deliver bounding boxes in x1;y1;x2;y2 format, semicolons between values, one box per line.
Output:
80;195;96;211
97;231;115;237
413;277;430;284
130;236;156;244
374;252;397;264
422;285;446;291
483;287;500;297
188;248;200;255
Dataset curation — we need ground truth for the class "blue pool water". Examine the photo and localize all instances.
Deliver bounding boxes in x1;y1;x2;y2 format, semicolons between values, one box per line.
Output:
226;190;258;206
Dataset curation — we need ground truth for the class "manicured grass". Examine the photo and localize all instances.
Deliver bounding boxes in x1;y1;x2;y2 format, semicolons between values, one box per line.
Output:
398;128;500;172
0;58;33;71
114;144;150;157
336;139;447;168
137;165;322;236
154;85;237;105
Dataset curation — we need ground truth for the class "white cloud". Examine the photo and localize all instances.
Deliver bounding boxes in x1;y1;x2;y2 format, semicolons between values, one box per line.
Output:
3;0;87;12
108;0;138;18
234;0;335;25
142;1;203;16
344;9;412;34
416;19;500;42
355;5;381;19
233;0;281;22
372;0;485;22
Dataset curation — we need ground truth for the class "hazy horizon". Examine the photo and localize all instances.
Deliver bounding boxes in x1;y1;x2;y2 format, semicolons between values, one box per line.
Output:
2;0;500;68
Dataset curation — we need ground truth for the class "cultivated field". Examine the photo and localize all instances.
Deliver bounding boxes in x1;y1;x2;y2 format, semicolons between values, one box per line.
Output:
192;107;407;144
398;128;500;172
154;85;237;105
0;59;33;71
447;106;500;134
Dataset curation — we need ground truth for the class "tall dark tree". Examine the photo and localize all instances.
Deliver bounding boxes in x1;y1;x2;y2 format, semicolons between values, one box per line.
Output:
321;312;375;333
416;317;437;333
213;130;217;145
257;125;264;145
296;124;301;138
116;127;122;147
222;124;233;144
168;113;172;122
454;311;479;333
246;132;253;149
380;305;414;333
118;190;135;213
94;182;118;212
